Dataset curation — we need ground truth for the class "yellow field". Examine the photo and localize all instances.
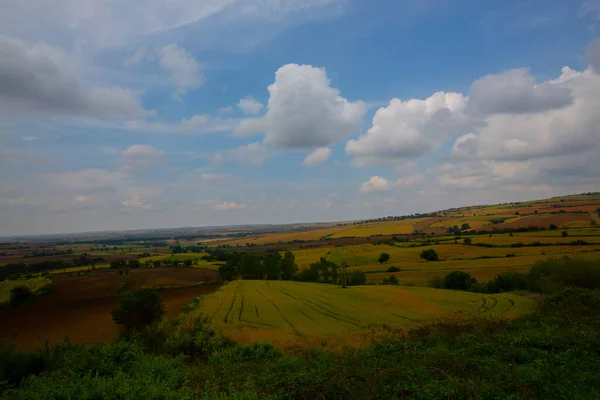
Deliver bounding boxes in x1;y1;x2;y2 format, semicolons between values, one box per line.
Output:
196;281;534;344
0;277;52;303
430;215;522;229
328;219;430;238
216;226;345;246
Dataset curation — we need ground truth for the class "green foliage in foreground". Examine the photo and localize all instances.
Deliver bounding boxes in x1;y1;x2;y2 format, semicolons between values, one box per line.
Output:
1;286;599;399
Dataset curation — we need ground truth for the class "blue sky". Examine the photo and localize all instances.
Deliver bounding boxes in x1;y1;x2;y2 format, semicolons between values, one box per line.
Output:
1;0;600;235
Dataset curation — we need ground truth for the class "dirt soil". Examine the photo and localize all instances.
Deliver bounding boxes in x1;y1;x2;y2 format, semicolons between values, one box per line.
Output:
0;269;218;350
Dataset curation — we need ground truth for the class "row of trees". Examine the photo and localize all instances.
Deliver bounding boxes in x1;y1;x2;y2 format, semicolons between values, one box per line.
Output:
218;251;298;281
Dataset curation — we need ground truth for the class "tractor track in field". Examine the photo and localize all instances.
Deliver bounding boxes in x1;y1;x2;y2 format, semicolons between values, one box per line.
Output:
208;283;235;324
253;282;302;336
224;285;239;323
278;285;365;328
238;292;245;322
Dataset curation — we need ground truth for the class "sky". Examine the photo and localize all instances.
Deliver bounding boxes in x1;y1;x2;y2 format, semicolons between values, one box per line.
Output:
1;0;600;236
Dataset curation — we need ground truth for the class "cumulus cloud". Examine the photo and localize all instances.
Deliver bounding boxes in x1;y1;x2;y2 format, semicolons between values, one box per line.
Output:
214;201;247;211
237;96;263;115
118;145;166;172
302;147;332;166
467;68;573;115
346;92;467;162
125;114;211;134
236;64;365;149
233;117;267;137
453;67;600;162
0;35;149;118
359;176;392;193
159;44;203;97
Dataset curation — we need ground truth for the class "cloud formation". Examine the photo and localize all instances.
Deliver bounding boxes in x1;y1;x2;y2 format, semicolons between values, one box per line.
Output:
237;64;365;149
303;147;332;166
359;176;392;193
118;145;167;172
237;96;263;115
0;36;149;118
159;44;203;97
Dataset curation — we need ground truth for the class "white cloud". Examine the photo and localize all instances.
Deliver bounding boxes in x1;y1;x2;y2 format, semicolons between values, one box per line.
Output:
467;68;573;115
233;117;267;137
221;142;270;166
0;0;345;52
118;145;166;172
218;106;234;114
237;96;263;115
453;67;600;162
214;201;247;211
237;64;365;149
0;35;150;118
159;44;203;97
346;92;467;163
124;114;229;134
302;147;332;166
359;176;392;194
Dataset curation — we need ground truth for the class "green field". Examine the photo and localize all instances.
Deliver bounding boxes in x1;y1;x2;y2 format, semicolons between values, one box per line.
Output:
196;280;534;344
0;277;52;304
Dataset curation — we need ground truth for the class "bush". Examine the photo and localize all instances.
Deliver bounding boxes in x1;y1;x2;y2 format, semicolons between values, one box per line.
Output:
505;253;516;258
348;270;367;286
420;249;439;261
561;230;568;237
112;289;165;332
528;258;600;293
378;253;390;264
463;238;472;245
479;272;528;293
386;266;400;272
10;286;33;306
442;271;477;291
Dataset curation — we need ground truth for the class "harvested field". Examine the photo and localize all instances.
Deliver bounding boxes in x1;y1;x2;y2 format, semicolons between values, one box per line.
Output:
0;269;219;350
493;213;591;229
197;281;534;345
127;267;219;290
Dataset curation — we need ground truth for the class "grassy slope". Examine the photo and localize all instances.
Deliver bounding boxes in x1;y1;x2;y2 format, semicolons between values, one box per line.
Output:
196;281;534;344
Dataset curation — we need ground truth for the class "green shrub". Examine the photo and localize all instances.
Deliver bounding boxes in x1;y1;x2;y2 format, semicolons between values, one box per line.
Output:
479;272;528;293
528;258;600;293
420;249;439;261
386;266;400;272
112;289;165;332
442;271;477;291
348;270;367;286
9;286;33;307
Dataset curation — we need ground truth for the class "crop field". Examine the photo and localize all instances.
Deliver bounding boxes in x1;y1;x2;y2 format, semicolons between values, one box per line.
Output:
216;226;345;246
197;281;534;344
0;268;219;349
328;219;431;238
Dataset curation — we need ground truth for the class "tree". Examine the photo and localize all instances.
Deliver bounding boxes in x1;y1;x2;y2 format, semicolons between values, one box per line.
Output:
239;254;262;279
281;251;298;280
263;253;282;280
461;223;471;231
348;270;367;286
463;238;472;245
388;275;399;285
127;259;141;269
386;266;400;272
420;249;439;262
10;286;33;306
443;271;477;291
378;252;390;264
111;289;165;332
562;230;568;237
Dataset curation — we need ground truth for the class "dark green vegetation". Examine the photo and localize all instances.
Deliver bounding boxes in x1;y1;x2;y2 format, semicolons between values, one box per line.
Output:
111;289;165;333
